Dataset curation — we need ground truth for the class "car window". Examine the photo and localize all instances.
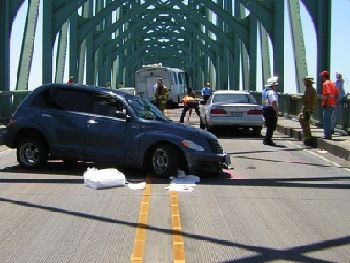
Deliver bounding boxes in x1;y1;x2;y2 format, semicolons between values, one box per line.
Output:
213;94;256;104
52;89;92;112
93;94;125;117
248;94;258;104
31;89;50;108
32;88;92;113
126;95;169;121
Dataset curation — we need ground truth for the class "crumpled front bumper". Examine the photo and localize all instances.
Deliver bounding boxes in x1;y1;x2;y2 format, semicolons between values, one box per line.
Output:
185;150;231;175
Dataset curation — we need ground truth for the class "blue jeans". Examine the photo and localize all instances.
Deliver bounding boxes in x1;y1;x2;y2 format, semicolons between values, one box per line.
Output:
331;105;338;131
323;106;334;138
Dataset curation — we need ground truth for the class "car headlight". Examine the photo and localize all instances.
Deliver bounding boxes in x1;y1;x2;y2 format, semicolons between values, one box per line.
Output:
182;140;205;151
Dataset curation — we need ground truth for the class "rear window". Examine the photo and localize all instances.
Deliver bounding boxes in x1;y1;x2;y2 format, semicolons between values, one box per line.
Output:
213;93;257;104
31;88;92;113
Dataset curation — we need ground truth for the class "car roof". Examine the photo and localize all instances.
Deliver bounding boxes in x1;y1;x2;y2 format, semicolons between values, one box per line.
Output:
36;83;128;97
213;90;251;95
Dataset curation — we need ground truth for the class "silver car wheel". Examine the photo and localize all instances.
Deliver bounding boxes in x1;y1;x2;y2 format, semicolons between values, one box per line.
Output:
19;142;40;166
17;137;48;169
152;147;169;174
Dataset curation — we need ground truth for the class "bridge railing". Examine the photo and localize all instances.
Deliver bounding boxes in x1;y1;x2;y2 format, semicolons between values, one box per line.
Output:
251;91;349;134
0;90;31;123
1;90;349;134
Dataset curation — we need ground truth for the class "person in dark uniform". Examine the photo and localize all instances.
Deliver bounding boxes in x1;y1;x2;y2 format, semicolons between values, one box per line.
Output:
262;76;279;146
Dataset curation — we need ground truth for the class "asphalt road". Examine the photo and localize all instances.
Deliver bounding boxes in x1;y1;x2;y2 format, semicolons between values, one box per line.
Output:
0;108;350;262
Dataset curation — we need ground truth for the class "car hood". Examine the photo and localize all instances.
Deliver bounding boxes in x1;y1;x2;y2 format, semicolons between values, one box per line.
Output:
142;120;217;140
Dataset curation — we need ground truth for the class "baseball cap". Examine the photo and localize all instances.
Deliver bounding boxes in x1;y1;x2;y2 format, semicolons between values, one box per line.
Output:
320;70;329;78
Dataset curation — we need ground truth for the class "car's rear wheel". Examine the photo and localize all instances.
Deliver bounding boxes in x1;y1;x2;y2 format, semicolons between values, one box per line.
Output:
151;144;179;177
17;137;48;169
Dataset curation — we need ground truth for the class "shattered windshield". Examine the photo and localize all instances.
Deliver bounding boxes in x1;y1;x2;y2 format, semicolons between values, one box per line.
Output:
126;95;170;121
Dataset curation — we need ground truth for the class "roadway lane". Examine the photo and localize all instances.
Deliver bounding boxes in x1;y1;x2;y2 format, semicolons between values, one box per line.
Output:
0;109;349;262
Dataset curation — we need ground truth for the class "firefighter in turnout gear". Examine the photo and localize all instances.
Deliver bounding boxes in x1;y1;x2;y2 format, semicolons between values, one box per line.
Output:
298;76;317;146
153;78;169;113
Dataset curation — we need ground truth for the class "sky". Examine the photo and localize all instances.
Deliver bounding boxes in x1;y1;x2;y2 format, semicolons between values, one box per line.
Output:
9;0;350;93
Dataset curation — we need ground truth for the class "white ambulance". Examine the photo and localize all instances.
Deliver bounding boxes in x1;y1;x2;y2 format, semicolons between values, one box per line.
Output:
135;64;187;107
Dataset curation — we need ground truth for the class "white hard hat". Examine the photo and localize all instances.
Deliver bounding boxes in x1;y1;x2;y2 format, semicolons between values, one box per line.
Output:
266;76;278;85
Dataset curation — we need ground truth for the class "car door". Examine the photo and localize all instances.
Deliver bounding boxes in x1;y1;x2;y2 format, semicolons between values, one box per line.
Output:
33;87;92;159
84;93;135;164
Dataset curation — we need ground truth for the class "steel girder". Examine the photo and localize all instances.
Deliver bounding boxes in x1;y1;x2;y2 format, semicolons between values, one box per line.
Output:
0;0;333;97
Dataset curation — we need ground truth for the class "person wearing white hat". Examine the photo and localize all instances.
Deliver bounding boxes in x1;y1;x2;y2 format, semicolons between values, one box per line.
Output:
299;76;317;146
332;72;346;130
201;82;212;103
261;76;279;146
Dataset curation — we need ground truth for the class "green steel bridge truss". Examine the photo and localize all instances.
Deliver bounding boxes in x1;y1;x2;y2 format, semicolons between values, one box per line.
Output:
1;0;331;94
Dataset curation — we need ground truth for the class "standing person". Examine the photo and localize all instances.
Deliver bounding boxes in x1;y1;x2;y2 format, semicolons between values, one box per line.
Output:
201;82;212;103
153;78;163;93
298;76;317;146
320;70;339;139
153;78;169;113
332;72;346;130
67;76;74;84
186;87;196;122
180;87;200;123
262;76;279;146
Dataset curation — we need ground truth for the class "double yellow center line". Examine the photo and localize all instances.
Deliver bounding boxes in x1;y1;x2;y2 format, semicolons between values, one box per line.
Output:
130;176;186;263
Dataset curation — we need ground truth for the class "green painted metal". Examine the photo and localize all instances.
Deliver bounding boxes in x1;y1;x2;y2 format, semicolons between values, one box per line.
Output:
16;0;40;90
0;0;336;121
0;1;11;93
42;0;53;84
248;15;258;91
240;0;285;92
234;1;246;90
260;23;271;85
55;21;68;83
302;0;332;95
287;0;308;93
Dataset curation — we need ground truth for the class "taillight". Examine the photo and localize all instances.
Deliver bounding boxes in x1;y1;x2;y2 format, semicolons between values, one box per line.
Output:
210;108;226;115
247;109;262;115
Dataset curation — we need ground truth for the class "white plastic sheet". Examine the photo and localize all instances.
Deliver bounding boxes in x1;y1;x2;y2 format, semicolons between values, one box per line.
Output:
166;170;200;192
127;182;146;190
83;167;126;189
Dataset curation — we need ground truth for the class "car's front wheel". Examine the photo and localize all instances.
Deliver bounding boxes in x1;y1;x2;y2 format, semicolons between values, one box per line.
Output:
151;144;179;177
17;137;48;169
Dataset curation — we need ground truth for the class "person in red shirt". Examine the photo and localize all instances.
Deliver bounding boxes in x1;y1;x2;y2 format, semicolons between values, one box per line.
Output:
67;76;74;84
320;70;339;139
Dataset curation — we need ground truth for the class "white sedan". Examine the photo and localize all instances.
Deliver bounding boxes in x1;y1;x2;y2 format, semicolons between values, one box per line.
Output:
199;90;264;136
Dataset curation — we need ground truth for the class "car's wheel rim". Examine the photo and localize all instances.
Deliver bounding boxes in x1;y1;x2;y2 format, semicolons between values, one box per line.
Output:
19;142;40;166
152;148;168;174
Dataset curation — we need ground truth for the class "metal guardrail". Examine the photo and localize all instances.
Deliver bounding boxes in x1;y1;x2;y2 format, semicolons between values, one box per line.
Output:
0;90;31;123
1;90;349;134
251;91;349;135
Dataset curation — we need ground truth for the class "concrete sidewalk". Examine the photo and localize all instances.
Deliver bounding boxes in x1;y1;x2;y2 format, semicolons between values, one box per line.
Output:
276;117;350;162
1;117;350;162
